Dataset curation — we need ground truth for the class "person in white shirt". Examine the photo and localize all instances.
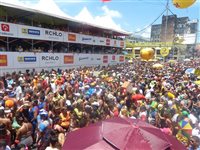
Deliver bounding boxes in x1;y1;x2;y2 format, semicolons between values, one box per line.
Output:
15;82;22;101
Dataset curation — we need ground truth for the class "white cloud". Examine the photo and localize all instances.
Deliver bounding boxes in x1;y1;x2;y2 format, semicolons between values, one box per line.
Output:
75;6;125;32
1;0;126;32
101;5;122;18
1;0;71;18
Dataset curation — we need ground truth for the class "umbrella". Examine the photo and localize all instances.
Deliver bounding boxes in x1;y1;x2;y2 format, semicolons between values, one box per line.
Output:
152;63;164;69
185;68;195;74
194;80;200;85
63;117;186;150
132;94;146;101
178;120;193;138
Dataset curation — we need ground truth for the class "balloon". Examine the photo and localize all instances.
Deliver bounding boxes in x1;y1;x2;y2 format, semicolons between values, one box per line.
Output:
140;48;154;61
173;0;196;9
5;99;14;108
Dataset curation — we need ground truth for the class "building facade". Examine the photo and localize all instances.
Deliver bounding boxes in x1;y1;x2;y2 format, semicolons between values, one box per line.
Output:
150;15;199;59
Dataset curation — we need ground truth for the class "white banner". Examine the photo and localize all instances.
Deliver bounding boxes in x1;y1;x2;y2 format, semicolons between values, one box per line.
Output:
39;53;62;67
18;25;42;40
43;29;64;42
13;52;38;68
80;35;94;45
0;21;125;48
0;22;18;37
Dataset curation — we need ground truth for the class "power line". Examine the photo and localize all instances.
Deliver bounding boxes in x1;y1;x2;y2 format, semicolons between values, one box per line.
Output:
134;8;167;34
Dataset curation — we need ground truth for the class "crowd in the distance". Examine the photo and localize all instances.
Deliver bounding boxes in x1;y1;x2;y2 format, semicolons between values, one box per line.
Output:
1;60;200;150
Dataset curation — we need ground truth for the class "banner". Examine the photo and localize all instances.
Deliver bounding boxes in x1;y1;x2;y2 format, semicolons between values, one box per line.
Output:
14;53;38;68
18;25;42;40
80;35;94;45
106;39;111;46
39;53;61;67
0;55;7;66
68;33;77;42
103;55;108;63
0;21;125;48
44;29;64;42
0;22;18;37
119;56;125;62
64;55;74;64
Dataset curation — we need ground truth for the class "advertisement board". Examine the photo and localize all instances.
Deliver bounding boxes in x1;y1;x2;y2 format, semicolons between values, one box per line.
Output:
64;55;74;64
43;29;64;42
119;56;125;62
80;35;94;45
0;22;18;37
103;55;108;63
39;53;61;67
68;33;78;43
0;21;125;48
18;25;42;40
0;55;7;66
13;53;38;68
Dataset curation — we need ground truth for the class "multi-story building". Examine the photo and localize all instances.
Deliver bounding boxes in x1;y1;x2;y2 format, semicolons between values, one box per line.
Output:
150;15;198;59
150;24;161;42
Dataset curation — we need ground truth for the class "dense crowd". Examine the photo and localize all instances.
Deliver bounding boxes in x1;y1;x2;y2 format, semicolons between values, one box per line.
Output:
1;60;200;150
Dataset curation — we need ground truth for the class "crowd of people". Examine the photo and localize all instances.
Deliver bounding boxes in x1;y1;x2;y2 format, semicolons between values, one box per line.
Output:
0;59;200;150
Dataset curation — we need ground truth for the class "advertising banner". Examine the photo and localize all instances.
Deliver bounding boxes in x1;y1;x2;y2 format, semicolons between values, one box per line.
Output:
39;53;61;67
119;55;125;62
106;39;111;46
18;25;42;40
80;35;94;45
112;39;117;47
43;29;64;42
68;33;77;43
120;41;125;48
103;55;108;63
14;53;38;68
0;55;7;66
98;37;106;46
0;22;18;37
64;55;74;64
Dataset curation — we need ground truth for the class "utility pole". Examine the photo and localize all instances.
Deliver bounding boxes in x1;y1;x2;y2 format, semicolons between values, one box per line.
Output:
164;0;169;62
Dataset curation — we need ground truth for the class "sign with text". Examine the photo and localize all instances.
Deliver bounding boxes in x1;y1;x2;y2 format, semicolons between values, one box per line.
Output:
103;56;108;63
64;55;74;64
119;56;125;62
39;54;61;67
44;29;64;41
0;55;7;66
68;33;77;42
0;22;17;37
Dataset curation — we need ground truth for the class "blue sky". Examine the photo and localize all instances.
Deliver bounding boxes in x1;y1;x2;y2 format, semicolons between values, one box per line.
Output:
2;0;200;41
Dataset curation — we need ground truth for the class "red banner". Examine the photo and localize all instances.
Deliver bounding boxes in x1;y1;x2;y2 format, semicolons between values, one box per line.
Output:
68;34;76;41
0;55;7;66
64;55;74;64
119;56;124;62
103;56;108;63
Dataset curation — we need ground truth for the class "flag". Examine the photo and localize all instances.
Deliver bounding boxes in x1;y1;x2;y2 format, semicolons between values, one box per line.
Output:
101;0;111;2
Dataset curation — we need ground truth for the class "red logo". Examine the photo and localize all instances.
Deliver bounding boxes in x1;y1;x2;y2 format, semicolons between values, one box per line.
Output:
1;24;10;32
106;39;110;46
112;55;115;60
103;56;108;63
120;41;124;47
119;56;124;62
0;55;7;66
64;55;74;64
